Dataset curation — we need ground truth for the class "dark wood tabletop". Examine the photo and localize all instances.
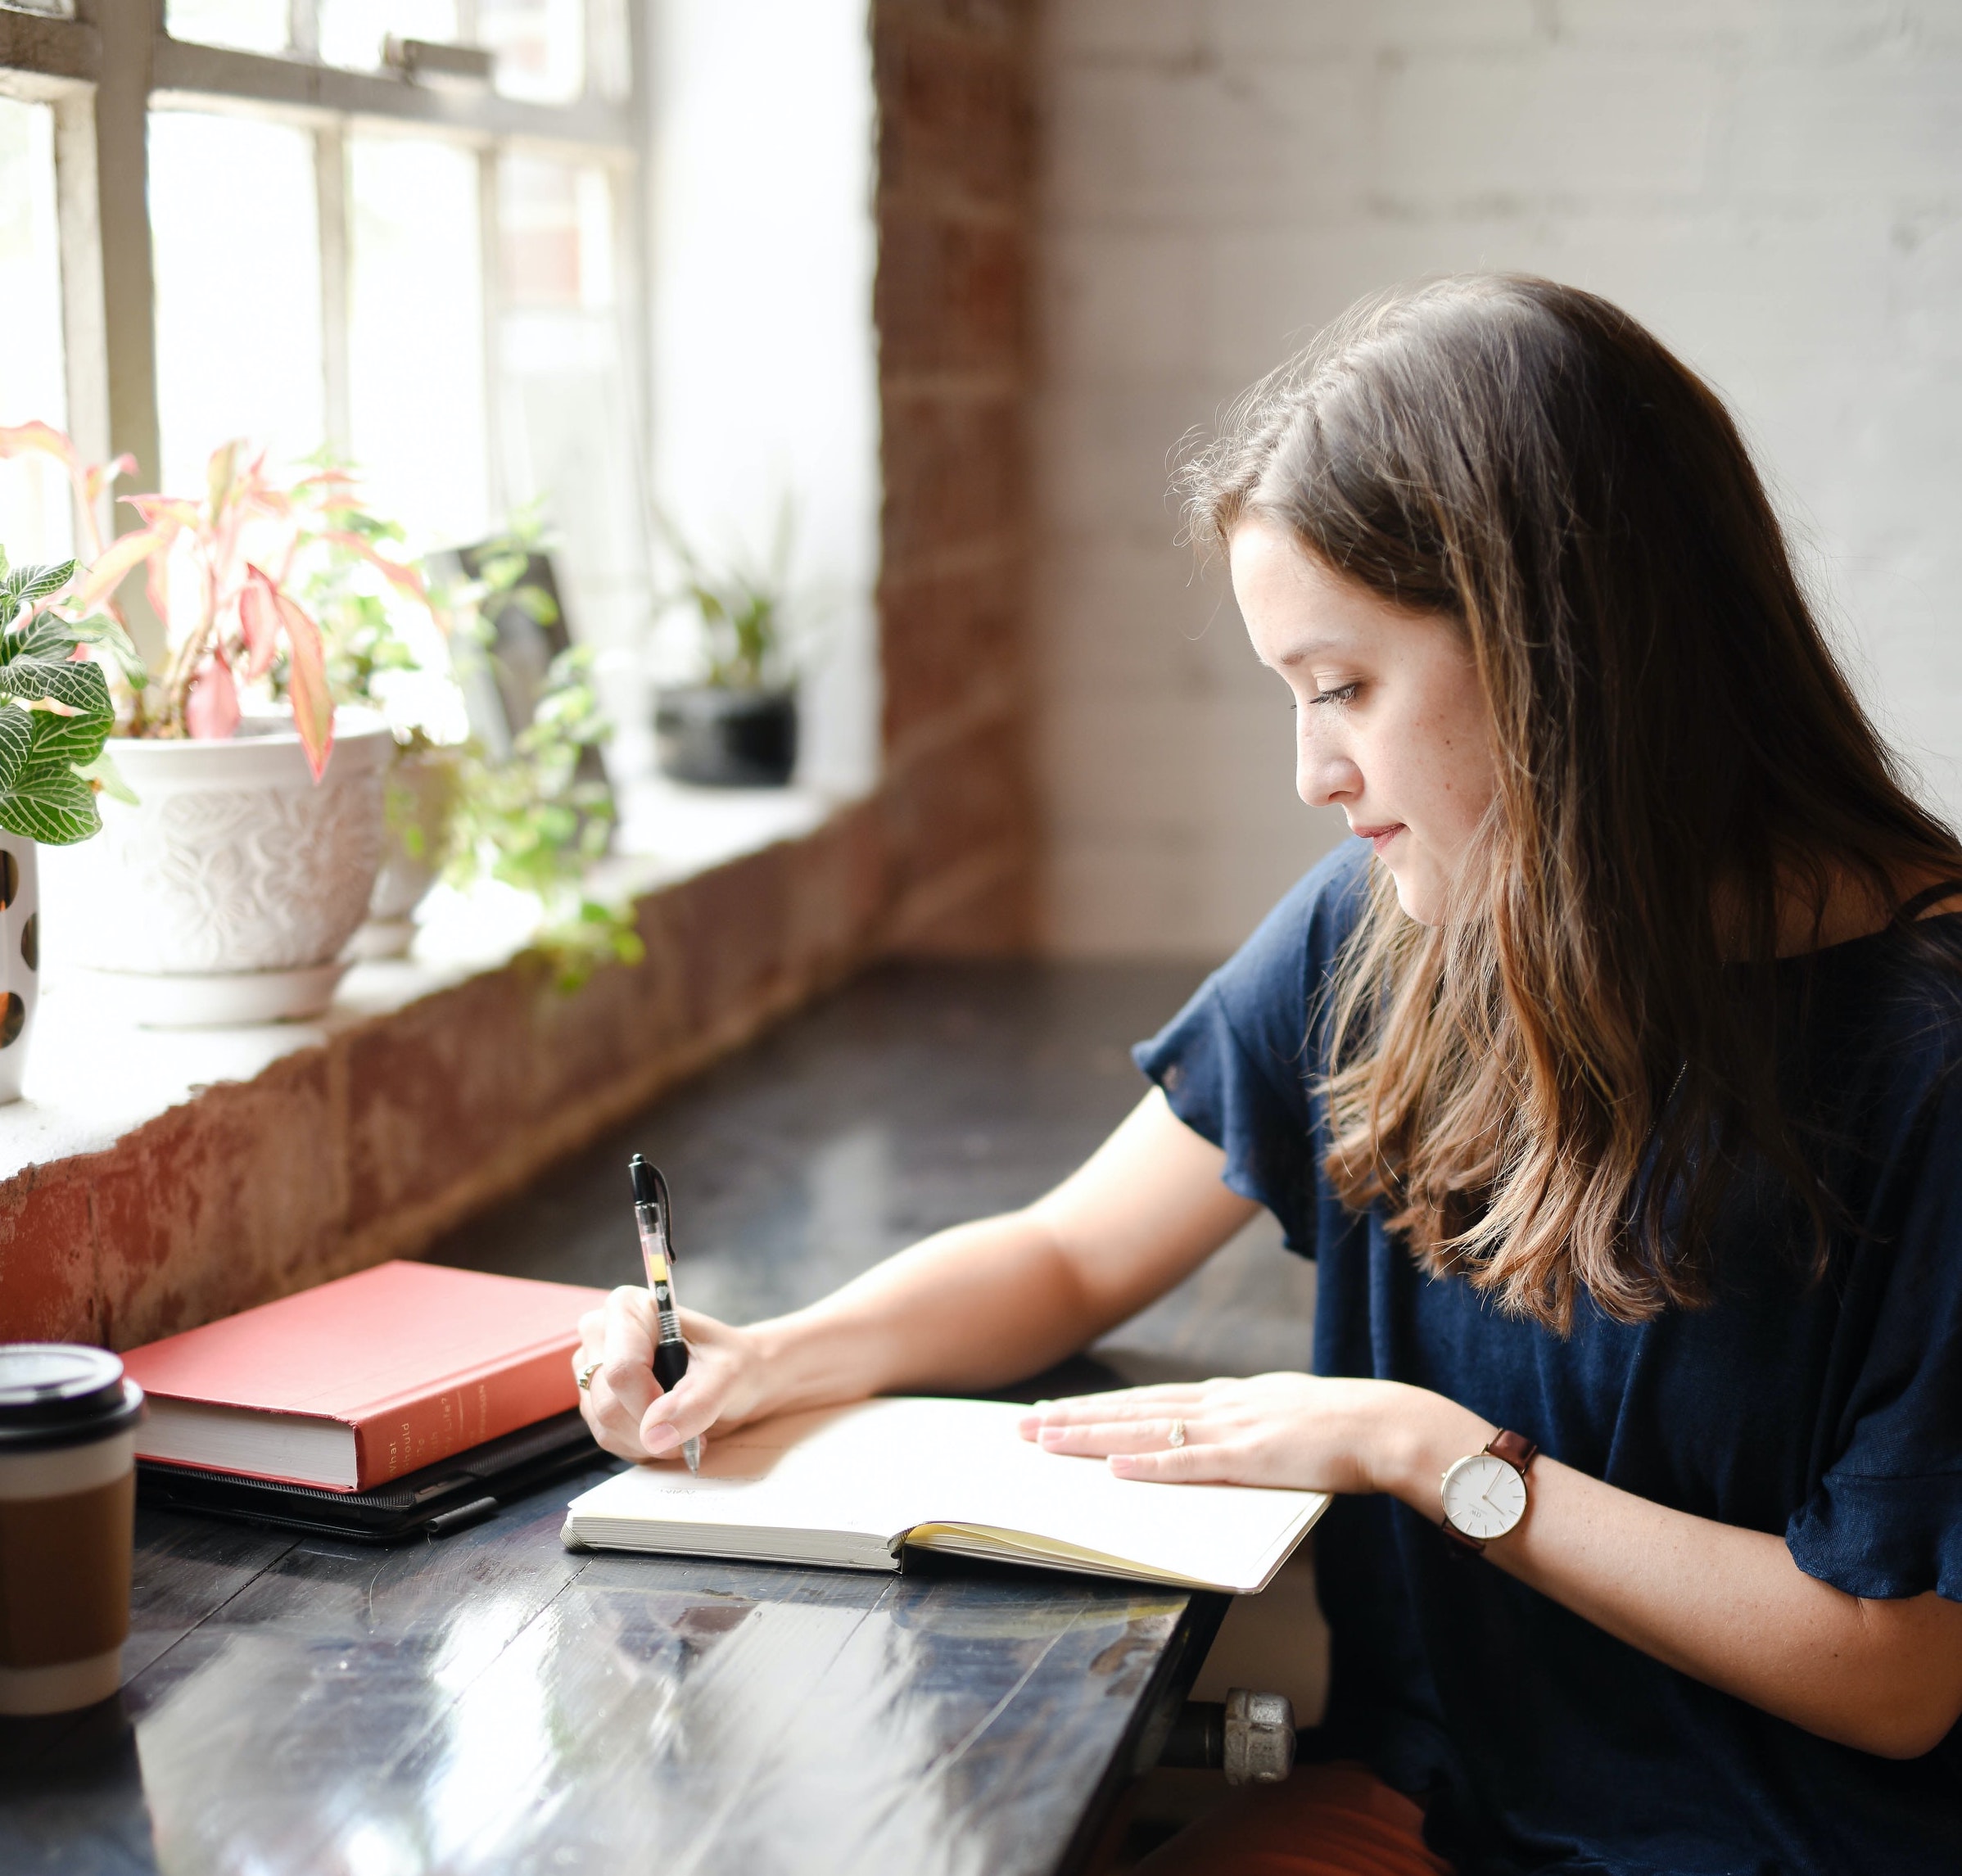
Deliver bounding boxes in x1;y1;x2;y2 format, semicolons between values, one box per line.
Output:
1;962;1319;1876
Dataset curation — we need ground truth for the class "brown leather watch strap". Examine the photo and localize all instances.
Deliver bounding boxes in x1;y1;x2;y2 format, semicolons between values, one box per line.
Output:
1487;1428;1538;1473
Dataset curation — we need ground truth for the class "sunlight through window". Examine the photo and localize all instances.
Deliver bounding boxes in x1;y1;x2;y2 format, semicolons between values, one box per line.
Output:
149;111;325;498
0;96;70;563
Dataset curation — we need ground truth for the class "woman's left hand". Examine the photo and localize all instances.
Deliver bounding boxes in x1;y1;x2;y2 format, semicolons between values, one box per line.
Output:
1018;1372;1475;1497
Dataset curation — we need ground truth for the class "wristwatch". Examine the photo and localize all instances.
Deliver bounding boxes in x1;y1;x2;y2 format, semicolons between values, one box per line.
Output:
1440;1429;1538;1552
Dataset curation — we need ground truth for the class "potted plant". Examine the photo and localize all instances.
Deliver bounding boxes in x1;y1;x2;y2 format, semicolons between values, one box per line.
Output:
8;427;396;1026
281;463;464;959
653;513;798;788
0;542;142;1097
299;503;640;983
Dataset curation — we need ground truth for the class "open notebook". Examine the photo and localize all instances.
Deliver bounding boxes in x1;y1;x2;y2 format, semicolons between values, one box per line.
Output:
560;1397;1328;1593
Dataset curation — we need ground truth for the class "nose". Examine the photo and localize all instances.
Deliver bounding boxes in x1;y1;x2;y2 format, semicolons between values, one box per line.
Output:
1297;730;1361;811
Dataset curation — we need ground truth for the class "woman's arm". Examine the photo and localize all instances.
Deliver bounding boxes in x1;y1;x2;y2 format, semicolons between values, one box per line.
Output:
576;1089;1258;1462
1026;1376;1962;1761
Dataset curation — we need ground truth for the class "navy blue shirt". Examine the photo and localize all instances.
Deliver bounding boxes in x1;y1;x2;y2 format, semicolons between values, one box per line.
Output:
1134;840;1962;1876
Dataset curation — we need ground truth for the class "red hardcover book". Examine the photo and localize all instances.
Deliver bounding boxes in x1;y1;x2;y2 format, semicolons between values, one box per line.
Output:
121;1261;607;1491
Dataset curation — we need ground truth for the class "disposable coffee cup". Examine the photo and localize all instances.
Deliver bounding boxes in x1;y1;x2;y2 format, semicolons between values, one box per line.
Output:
0;1344;145;1716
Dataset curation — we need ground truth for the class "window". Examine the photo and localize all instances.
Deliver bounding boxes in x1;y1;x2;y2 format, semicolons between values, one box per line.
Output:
0;92;71;563
0;0;644;680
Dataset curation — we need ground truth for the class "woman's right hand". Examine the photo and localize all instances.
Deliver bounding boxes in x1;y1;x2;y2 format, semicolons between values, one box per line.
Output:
574;1286;767;1462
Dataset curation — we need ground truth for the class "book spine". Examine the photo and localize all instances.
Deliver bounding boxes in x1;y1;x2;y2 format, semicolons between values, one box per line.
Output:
350;1343;578;1487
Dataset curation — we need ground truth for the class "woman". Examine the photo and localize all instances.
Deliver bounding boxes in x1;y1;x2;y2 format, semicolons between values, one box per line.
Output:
577;277;1962;1874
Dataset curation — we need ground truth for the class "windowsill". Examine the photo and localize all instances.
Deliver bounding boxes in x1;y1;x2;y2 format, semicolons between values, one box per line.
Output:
1;775;849;1187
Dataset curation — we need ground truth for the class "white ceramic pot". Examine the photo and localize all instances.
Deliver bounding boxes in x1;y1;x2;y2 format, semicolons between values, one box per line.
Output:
0;835;37;1101
353;744;461;960
48;708;391;1026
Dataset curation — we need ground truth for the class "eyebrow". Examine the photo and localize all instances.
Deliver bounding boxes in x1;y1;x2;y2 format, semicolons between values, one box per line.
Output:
1269;636;1352;669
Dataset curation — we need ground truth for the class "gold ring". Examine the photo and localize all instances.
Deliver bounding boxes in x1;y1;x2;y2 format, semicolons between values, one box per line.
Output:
1168;1418;1186;1449
577;1359;602;1392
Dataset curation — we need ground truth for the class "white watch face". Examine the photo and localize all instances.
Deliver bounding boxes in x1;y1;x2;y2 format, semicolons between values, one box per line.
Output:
1441;1452;1527;1541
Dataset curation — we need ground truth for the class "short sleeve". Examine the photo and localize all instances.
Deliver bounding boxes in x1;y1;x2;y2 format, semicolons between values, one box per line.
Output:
1784;1068;1962;1603
1132;841;1372;1256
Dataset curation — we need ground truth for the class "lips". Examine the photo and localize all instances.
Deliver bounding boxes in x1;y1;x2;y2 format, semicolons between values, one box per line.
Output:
1353;823;1404;856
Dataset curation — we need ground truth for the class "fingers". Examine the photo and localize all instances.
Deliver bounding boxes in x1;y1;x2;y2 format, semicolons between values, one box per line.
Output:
1033;1416;1199;1458
1017;1384;1208;1440
1108;1444;1231;1483
575;1287;659;1461
637;1357;726;1456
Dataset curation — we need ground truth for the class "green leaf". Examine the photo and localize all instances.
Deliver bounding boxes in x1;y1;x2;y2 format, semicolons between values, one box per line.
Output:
62;613;149;686
6;614;79;667
0;764;101;844
25;702;110;771
0;656;112;719
0;709;29;791
75;744;138;805
2;558;79;608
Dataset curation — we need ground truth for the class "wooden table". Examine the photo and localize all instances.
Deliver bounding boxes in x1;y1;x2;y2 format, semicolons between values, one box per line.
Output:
2;962;1316;1876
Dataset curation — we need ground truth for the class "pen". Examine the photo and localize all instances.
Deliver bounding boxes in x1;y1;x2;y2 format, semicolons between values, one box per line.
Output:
629;1153;700;1475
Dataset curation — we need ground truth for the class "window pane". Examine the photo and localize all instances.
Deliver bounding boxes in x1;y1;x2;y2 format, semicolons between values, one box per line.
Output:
318;0;458;74
165;0;289;54
478;0;584;104
589;0;631;104
0;97;70;564
150;111;325;500
349;136;490;550
496;156;644;656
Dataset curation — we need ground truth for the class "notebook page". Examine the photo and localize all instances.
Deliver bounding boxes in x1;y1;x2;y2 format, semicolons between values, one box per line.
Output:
880;1399;1325;1593
563;1397;1327;1591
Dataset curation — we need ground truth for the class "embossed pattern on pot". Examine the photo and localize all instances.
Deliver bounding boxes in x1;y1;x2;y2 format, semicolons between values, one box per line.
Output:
47;713;391;978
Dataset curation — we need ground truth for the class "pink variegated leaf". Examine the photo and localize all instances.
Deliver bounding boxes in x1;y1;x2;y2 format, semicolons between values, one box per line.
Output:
185;648;241;742
0;422;78;470
120;494;200;530
205;441;240;520
237;566;283;680
319;529;433;608
71;525;172;613
242;563;332;780
290;468;359;500
282;600;333;782
81;454;138;509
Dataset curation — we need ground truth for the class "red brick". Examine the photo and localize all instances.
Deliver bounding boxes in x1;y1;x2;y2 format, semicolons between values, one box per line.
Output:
875;20;1030;206
93;1054;345;1349
342;969;539;1233
667;844;798;1037
783;804;890;967
880;555;1025;750
892;857;1034;956
883;714;1034;899
0;1170;98;1344
876;215;1027;376
880;392;1024;566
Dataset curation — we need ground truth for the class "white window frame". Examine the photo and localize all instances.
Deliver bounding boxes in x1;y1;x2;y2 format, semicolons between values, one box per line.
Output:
0;0;647;662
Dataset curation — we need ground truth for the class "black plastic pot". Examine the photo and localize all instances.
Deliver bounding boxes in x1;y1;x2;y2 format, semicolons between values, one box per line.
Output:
654;685;798;788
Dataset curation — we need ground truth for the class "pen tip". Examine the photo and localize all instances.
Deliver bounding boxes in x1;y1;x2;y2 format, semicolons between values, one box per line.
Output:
683;1436;701;1476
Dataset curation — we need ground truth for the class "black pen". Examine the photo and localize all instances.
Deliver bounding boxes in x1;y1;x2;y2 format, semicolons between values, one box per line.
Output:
630;1154;700;1475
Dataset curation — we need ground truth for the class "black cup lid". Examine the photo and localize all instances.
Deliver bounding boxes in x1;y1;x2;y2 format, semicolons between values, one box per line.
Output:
0;1344;145;1449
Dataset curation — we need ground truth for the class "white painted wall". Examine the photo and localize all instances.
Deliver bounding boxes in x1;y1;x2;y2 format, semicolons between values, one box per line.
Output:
644;0;882;798
1035;0;1962;958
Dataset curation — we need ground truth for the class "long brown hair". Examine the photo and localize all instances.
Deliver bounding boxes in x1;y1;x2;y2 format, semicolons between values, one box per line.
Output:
1181;276;1961;1331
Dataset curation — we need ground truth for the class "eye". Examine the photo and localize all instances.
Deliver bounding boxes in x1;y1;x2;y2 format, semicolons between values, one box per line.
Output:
1310;682;1359;707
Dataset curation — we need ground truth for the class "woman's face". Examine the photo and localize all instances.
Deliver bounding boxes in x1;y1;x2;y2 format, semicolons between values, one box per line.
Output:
1229;518;1496;925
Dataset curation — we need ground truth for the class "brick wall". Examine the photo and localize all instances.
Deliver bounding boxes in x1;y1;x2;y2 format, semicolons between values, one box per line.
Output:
0;7;1049;1347
0;812;888;1349
1037;0;1962;957
873;0;1040;953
